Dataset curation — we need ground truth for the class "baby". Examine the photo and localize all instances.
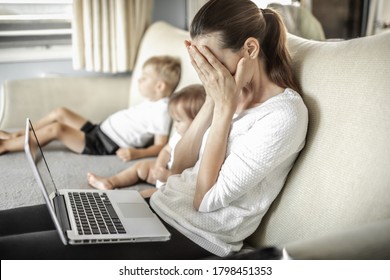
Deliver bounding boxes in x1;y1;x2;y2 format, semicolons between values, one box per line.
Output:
87;84;206;196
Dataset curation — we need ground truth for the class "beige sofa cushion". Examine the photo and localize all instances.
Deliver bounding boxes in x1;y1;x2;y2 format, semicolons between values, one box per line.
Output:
250;32;390;247
128;21;201;107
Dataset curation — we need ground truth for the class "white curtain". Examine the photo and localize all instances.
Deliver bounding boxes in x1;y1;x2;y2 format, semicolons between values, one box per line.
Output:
366;0;390;36
72;0;153;73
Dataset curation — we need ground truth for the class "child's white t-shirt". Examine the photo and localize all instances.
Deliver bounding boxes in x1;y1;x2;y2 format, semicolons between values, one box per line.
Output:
100;98;170;148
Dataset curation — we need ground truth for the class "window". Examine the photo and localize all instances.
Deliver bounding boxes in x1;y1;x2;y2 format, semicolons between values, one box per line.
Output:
0;0;73;61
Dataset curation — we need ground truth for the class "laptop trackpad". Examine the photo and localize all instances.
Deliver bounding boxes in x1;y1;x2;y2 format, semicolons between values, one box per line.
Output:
117;203;154;218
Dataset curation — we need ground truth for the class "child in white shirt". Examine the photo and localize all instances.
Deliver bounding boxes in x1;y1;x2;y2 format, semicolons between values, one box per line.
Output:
0;56;181;162
87;84;206;196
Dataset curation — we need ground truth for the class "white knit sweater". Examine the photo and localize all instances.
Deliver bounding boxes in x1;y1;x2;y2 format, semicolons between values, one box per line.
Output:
150;88;308;257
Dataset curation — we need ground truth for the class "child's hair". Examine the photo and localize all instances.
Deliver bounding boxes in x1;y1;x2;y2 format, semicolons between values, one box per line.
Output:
168;84;206;120
190;0;300;93
143;56;182;94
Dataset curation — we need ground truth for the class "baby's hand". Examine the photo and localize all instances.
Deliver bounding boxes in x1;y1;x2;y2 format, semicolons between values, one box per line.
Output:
151;166;172;182
116;148;137;162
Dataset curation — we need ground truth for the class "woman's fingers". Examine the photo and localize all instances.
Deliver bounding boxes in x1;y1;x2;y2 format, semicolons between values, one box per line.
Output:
198;46;230;76
186;42;230;82
184;40;191;48
185;43;208;82
185;40;238;108
190;46;214;76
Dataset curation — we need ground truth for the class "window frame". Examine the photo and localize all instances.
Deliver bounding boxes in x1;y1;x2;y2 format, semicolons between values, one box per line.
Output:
0;0;73;62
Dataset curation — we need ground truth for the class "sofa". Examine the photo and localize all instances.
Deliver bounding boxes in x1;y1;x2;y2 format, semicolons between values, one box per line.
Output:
1;21;389;259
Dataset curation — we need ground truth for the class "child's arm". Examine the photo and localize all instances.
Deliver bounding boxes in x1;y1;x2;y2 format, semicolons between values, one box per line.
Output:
151;167;172;183
171;96;214;174
149;143;172;182
154;143;172;168
116;135;168;162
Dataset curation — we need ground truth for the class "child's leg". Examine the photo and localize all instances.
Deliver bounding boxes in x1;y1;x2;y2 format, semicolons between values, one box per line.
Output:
5;107;88;139
0;131;12;140
34;107;88;130
87;160;156;190
0;122;85;155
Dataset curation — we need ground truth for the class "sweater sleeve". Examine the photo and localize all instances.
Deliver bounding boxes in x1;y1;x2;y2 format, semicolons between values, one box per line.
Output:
199;103;307;213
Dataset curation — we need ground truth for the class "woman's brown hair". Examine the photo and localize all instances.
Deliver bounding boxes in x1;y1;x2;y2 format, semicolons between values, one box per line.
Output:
190;0;300;93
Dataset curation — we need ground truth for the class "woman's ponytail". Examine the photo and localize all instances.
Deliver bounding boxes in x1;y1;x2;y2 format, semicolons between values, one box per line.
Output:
260;8;301;93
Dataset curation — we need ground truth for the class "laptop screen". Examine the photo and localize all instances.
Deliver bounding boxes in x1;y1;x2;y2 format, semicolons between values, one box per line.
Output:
25;118;59;197
24;118;68;244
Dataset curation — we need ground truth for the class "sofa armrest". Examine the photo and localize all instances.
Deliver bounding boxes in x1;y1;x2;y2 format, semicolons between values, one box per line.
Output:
284;219;390;260
0;75;131;129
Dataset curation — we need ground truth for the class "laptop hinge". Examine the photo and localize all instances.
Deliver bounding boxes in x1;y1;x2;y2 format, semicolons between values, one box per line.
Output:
53;194;71;232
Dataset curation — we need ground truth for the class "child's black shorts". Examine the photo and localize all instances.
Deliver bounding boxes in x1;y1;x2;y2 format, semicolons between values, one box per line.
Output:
80;121;119;155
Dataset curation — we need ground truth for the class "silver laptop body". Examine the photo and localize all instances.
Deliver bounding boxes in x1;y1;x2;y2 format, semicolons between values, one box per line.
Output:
24;118;170;245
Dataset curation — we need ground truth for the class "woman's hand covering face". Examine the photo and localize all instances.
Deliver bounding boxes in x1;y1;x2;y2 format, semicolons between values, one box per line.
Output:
185;40;249;112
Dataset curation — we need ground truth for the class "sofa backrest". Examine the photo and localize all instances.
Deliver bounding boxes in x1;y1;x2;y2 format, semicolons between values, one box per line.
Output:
128;21;200;107
249;32;390;247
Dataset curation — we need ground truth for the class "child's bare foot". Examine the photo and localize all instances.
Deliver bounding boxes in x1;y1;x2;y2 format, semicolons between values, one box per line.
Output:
87;172;114;190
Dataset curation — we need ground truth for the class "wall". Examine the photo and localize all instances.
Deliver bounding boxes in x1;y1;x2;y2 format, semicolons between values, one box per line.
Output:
153;0;187;30
0;0;187;96
313;0;365;39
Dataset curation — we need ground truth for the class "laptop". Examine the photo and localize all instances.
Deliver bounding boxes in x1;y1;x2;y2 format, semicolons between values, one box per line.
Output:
24;118;170;245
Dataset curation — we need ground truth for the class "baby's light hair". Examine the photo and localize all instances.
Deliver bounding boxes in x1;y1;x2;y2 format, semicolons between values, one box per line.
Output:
168;84;206;120
143;56;181;94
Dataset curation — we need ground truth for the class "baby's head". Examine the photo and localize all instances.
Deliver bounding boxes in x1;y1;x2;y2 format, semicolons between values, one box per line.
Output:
168;84;206;136
138;56;181;100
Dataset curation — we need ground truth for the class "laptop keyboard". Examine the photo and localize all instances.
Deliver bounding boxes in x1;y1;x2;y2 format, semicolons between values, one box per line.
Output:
68;192;127;235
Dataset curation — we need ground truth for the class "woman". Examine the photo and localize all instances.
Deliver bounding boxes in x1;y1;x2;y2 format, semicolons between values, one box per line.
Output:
0;0;307;259
150;0;308;257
